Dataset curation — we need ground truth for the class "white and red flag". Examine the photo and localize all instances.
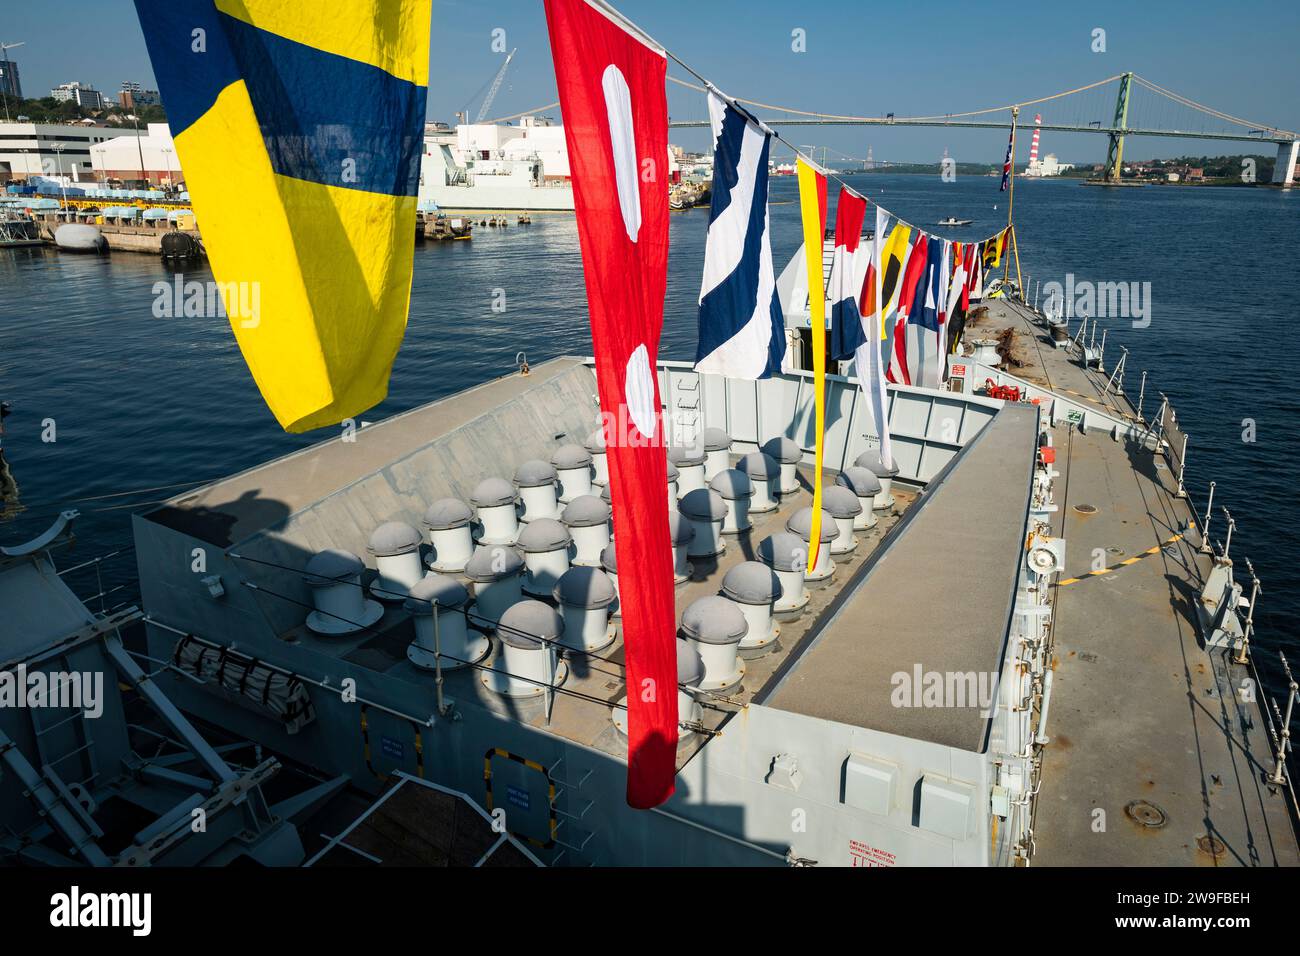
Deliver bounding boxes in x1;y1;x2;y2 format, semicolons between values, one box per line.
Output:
544;0;677;808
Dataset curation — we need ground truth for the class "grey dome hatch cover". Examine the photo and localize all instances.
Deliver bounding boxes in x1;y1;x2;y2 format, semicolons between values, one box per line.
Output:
821;484;864;518
561;494;610;528
760;435;802;464
709;468;753;500
404;574;469;613
424;497;473;530
552;565;616;609
701;426;731;451
722;560;784;604
516;517;571;553
367;521;422;556
757;532;809;572
471;477;517;508
463;545;524;582
514;458;557;488
678;487;727;521
680;595;748;645
552;443;592;470
786;506;837;543
498;599;561;648
304;548;364;586
837;465;883;496
854;448;900;477
736;451;778;480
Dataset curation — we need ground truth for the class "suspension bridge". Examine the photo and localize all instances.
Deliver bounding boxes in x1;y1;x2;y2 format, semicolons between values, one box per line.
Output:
491;71;1300;185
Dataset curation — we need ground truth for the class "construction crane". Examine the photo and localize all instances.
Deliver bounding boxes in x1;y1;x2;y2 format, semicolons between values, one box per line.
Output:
0;41;24;123
475;48;516;123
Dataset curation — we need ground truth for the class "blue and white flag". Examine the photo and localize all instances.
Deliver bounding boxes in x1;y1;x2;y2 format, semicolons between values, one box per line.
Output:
695;93;786;378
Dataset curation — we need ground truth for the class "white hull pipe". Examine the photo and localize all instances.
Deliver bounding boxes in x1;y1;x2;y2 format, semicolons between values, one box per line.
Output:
722;561;783;652
669;511;695;584
517;517;572;599
758;532;810;616
710;468;754;535
366;521;425;601
472;477;520;546
514;459;561;523
666;460;679;510
613;639;704;737
854;448;900;511
820;485;863;557
423;498;475;573
552;443;593;504
701;426;733;482
405;574;487;671
482;600;564;699
553;565;617;653
786;506;837;584
464;544;525;629
835;466;881;531
600;543;621;618
303;549;383;635
761;436;803;496
737;451;780;513
668;443;706;499
680;595;747;691
562;494;611;567
585;428;609;487
679;488;727;559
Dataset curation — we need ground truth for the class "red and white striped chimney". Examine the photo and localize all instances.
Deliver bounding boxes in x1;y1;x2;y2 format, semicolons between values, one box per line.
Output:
1028;113;1042;168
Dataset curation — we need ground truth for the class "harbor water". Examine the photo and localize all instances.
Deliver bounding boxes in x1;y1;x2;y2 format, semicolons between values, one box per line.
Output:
1;174;1296;689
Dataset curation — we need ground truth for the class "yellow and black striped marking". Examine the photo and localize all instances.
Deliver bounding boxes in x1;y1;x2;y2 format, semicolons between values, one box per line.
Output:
484;747;558;849
1057;533;1184;586
359;704;426;782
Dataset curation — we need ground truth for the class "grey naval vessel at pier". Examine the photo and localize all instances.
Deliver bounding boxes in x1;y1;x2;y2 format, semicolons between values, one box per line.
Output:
2;247;1297;868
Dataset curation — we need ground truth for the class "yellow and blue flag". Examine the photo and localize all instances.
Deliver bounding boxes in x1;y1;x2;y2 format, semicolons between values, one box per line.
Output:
135;0;432;432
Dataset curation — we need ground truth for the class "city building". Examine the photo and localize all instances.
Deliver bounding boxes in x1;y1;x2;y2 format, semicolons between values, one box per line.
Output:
0;121;139;182
50;82;104;109
119;81;161;110
1026;152;1074;177
89;122;180;185
0;57;21;101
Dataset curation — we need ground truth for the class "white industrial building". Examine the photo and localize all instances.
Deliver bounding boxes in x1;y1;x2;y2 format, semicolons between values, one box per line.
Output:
1025;152;1074;178
89;123;180;186
0;121;140;183
454;115;571;181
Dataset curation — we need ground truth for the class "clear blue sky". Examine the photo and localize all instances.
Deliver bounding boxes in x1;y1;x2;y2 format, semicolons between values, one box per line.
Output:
7;0;1298;165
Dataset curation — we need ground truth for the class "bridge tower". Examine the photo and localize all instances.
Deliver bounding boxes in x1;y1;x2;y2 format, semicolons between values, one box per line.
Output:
1102;72;1133;182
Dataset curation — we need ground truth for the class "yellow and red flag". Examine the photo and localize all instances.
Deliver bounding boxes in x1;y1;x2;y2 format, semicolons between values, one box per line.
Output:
796;157;828;573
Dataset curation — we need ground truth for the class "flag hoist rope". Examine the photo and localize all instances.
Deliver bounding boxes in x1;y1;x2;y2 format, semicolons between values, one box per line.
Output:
586;0;1008;246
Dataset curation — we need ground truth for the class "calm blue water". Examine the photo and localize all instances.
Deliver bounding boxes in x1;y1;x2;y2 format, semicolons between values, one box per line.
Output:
1;174;1296;683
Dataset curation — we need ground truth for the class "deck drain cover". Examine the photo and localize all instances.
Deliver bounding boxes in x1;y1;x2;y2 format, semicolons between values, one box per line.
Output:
1125;800;1167;828
1106;547;1125;555
1073;504;1099;515
1197;834;1226;857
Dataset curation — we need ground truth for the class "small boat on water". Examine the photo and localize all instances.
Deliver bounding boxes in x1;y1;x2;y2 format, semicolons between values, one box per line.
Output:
937;217;974;226
0;212;42;249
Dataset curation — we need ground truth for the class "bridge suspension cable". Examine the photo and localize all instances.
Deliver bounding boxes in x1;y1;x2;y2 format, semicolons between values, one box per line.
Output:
485;71;1295;143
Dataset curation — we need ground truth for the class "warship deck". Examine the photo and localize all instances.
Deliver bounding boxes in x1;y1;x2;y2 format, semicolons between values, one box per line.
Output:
277;463;919;766
764;403;1039;751
974;298;1299;866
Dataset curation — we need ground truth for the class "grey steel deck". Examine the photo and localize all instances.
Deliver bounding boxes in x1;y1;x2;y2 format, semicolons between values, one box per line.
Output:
276;464;917;764
764;404;1039;750
979;298;1299;866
